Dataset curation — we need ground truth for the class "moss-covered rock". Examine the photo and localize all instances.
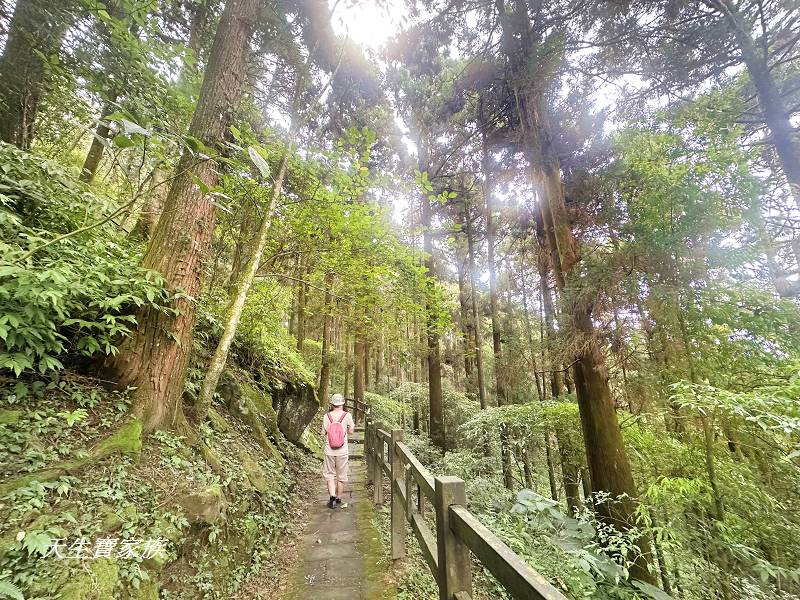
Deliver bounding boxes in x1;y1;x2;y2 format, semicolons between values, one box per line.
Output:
207;407;230;433
300;425;324;459
126;579;159;600
177;485;226;525
242;382;279;438
219;371;285;467
239;450;273;495
99;503;138;532
0;408;22;424
153;518;182;544
95;420;142;457
272;380;320;444
59;558;118;600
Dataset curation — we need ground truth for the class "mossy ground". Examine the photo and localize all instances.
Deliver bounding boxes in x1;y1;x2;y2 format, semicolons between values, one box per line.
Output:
0;371;317;599
355;481;399;600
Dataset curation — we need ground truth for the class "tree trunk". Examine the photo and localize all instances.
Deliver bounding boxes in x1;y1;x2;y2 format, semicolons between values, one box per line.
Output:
80;97;118;183
556;426;582;516
520;247;560;499
648;509;673;595
480;122;512;509
538;156;653;580
136;0;212;234
106;0;261;431
79;1;127;183
364;340;370;390
420;143;445;449
515;69;653;577
464;199;488;409
714;0;800;211
483;126;507;408
131;167;168;240
522;449;534;489
0;0;71;148
457;257;475;381
296;258;308;351
581;468;593;506
318;275;333;404
195;144;292;421
354;337;365;406
343;336;350;398
375;335;383;389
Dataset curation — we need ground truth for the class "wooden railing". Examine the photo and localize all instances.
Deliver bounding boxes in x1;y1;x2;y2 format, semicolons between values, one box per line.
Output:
343;397;370;425
364;418;568;600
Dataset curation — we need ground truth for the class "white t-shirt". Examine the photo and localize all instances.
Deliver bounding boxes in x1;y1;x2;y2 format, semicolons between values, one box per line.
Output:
321;410;354;457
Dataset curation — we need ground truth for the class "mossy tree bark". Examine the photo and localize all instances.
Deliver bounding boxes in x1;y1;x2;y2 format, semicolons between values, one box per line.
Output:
532;134;654;582
107;0;262;431
194;146;292;421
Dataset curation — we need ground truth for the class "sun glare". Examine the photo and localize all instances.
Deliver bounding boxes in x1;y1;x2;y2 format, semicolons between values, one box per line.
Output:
330;0;407;50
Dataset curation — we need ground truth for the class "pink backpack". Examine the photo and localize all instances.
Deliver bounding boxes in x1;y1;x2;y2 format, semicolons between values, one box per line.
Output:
327;411;347;449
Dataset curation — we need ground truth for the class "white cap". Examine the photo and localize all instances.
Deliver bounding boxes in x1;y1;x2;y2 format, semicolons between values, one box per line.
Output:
330;393;345;406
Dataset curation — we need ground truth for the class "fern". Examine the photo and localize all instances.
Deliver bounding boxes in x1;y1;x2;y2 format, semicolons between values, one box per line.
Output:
0;579;24;600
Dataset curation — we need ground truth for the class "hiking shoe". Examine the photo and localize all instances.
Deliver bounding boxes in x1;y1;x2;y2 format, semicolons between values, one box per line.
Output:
327;497;336;509
334;497;341;508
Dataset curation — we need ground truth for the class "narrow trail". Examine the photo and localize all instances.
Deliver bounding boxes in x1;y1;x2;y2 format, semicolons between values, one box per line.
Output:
285;427;396;600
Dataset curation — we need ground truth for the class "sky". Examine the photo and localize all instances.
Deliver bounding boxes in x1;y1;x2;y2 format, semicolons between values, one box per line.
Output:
330;0;407;51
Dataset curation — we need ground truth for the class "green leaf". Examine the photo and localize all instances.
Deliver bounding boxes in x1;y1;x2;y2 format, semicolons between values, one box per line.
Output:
248;146;271;179
191;174;210;195
119;119;150;137
21;531;51;556
0;579;24;600
112;135;135;149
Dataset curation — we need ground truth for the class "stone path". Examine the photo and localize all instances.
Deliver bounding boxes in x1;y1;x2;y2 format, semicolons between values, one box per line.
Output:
285;430;395;600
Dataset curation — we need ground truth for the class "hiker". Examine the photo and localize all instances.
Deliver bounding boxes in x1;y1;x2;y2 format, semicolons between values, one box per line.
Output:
322;393;354;509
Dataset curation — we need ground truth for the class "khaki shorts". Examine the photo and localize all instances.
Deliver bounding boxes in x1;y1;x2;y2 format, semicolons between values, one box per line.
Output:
322;454;349;482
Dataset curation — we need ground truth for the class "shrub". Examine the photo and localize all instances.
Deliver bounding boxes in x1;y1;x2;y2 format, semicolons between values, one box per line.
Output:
0;144;170;376
364;391;411;429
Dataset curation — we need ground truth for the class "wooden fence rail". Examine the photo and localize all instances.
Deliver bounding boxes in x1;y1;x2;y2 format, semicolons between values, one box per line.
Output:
343;397;370;425
363;417;569;600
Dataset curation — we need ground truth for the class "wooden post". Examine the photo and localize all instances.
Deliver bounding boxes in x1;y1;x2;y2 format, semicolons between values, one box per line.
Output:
435;476;472;600
418;483;425;516
405;465;414;517
365;419;373;484
390;429;405;560
374;424;384;505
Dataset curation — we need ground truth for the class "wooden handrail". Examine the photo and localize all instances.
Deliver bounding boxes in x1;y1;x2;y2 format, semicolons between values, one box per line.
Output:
450;505;567;600
395;441;435;500
343;397;371;425
364;417;569;600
